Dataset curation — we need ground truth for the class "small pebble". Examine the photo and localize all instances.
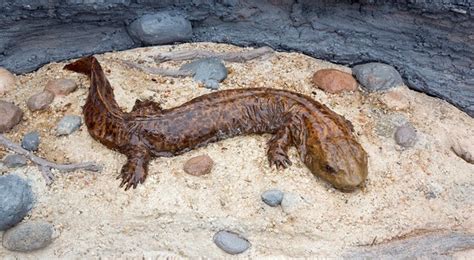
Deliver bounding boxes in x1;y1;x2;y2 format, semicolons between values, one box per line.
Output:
261;189;284;207
56;115;82;136
27;91;54;111
3;154;27;168
44;78;77;96
183;155;214;176
394;123;417;148
0;100;23;133
0;175;34;231
181;58;228;90
2;221;53;252
312;69;358;94
213;230;250;255
21;131;40;151
352;62;403;92
281;193;305;214
0;67;16;95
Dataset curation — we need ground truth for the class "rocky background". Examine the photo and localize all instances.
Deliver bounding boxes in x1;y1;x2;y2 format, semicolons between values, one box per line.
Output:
0;0;473;117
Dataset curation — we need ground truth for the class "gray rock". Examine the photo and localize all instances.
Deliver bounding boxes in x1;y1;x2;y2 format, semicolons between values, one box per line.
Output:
0;100;23;133
0;175;34;231
352;63;403;92
2;221;53;252
21;131;40;151
56;115;82;136
3;154;27;168
261;189;284;207
394;123;417;148
213;230;250;255
180;58;228;90
128;12;192;45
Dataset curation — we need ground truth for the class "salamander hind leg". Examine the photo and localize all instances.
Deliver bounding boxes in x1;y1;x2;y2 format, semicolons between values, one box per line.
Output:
117;147;151;191
267;126;292;169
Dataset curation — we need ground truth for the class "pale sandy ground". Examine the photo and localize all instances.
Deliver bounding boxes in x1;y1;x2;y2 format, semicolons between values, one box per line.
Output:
0;43;473;258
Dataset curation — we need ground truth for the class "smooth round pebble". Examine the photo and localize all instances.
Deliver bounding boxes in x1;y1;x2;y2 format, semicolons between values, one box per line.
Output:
213;230;250;255
45;78;77;96
0;175;34;231
312;69;358;93
0;67;16;95
27;91;54;111
394;123;417;148
2;221;53;252
3;154;27;168
183;155;214;176
261;189;284;207
0;100;23;133
56;115;82;136
21;131;40;151
181;58;227;89
352;62;403;92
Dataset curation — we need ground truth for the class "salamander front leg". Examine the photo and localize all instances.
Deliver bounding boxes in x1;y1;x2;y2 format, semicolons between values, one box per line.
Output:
117;148;151;191
267;126;292;169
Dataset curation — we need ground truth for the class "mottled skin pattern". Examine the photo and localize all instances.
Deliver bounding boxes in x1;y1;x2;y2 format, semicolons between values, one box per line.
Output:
64;56;368;191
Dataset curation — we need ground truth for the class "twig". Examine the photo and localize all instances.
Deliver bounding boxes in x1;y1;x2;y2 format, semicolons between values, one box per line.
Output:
120;47;274;78
153;46;274;63
0;134;102;184
120;60;191;77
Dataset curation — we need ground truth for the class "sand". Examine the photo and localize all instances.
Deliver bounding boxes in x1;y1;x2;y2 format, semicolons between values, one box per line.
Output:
0;43;473;258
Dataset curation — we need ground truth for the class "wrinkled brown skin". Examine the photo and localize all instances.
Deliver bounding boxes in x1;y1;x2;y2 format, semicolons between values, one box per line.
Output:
64;56;368;191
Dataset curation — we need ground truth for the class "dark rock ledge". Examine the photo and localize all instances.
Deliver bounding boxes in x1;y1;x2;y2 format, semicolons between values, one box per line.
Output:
0;0;472;116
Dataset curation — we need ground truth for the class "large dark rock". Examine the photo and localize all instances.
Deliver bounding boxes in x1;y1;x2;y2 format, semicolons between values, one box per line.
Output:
0;0;472;116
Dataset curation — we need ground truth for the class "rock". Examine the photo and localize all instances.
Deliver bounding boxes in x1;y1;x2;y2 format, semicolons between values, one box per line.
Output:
261;189;284;207
380;87;411;110
311;69;358;94
0;101;23;133
394;123;417;148
0;175;34;231
26;91;54;111
183;155;214;176
56;115;82;136
44;78;77;97
281;193;305;214
128;12;192;45
180;58;228;90
21;131;40;151
352;63;403;92
2;221;53;252
0;67;16;95
450;138;474;164
3;154;27;168
213;230;250;255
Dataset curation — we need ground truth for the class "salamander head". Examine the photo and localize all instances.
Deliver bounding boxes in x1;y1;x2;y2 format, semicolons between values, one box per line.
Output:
309;137;368;192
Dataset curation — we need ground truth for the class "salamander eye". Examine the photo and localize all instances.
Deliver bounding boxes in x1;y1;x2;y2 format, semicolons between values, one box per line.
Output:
325;164;336;174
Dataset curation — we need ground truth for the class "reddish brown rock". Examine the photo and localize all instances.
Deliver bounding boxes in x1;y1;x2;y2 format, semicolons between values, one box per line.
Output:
0;101;23;133
44;79;77;96
0;68;16;95
27;91;54;112
312;69;358;94
183;155;214;176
